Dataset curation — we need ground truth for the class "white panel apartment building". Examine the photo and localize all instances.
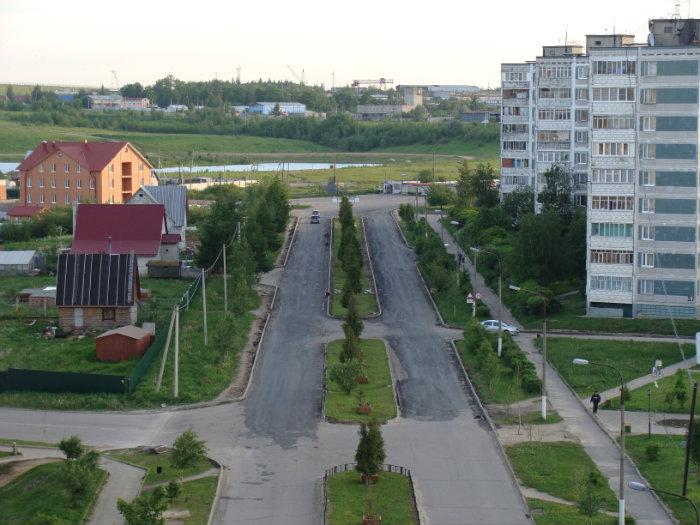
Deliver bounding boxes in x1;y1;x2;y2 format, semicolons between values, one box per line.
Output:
501;20;700;319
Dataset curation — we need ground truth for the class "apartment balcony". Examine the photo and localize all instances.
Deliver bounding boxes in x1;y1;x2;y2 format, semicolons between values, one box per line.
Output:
588;288;633;304
502;98;529;107
536;98;572;108
501;115;529;124
537;141;571;150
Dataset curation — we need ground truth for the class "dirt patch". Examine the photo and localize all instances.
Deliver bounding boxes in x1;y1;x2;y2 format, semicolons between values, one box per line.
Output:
0;458;61;488
496;422;580;446
657;418;689;428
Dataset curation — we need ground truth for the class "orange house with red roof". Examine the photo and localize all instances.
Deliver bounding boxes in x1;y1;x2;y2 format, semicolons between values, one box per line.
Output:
16;141;157;207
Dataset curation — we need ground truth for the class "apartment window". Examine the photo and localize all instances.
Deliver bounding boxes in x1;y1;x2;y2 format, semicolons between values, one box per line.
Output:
76;195;81;203
502;141;527;151
538;109;571;120
139;162;144;172
64;194;69;204
575;88;589;101
539;88;571;99
592;87;635;101
575;152;588;165
638;279;655;294
503;106;524;117
64;164;69;173
590;275;632;292
64;179;70;189
640;226;654;240
641;89;657;104
501;158;530;168
640;253;655;268
595;142;631;156
109;163;114;174
26;193;32;203
89;179;95;190
102;308;116;321
538;65;571;78
593;60;636;75
591;196;634;210
537;130;569;142
591;223;633;237
575;131;588;143
592;116;635;129
640;171;655;186
537;151;570;163
39;164;44;173
77;179;82;189
502;124;529;134
641;61;658;76
76;164;81;173
577;66;589;79
110;179;114;188
50;178;56;188
51;194;56;204
575;110;589;123
642;116;656;131
591;169;635;183
51;162;56;173
39;178;44;188
39;194;45;204
640;198;655;213
590;250;634;264
640;144;656;159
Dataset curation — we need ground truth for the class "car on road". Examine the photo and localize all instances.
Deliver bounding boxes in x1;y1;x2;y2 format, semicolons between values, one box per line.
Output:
480;320;520;335
310;210;320;224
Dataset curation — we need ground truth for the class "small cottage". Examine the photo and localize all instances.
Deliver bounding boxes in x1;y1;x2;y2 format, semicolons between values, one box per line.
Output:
95;325;153;362
0;250;44;275
56;252;141;331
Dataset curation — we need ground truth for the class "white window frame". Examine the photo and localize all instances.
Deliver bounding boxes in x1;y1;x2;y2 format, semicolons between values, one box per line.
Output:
640;226;655;240
39;178;44;188
64;179;70;189
639;279;655;294
76;164;81;173
51;193;56;204
642;116;656;131
641;171;655;186
64;194;69;204
64;164;69;173
51;162;56;173
26;193;32;203
89;179;95;190
640;253;655;267
640;198;655;213
77;179;82;189
39;163;44;173
39;193;45;204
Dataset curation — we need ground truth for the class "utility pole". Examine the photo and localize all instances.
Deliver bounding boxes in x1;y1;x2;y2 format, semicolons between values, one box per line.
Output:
647;388;651;438
683;382;698;496
223;244;228;313
174;306;180;398
202;269;208;346
156;305;177;392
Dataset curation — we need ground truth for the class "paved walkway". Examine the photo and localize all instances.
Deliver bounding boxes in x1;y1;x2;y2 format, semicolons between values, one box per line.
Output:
599;358;697;402
427;214;673;525
88;456;145;525
597;410;689;436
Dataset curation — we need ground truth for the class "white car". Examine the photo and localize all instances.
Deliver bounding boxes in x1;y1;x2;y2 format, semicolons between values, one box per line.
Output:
480;320;520;335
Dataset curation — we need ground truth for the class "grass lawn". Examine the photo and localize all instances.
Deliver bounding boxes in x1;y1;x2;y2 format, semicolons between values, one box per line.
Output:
105;448;213;485
527;498;616;525
372;138;499;159
325;339;396;424
0;275;59;318
545;337;689;397
144;475;218;525
0;461;108;525
330;220;378;318
326;470;418;525
0;451;13;458
626;435;700;525
0;437;57;448
455;340;531;404
0;276;259;410
606;370;698;413
506;442;617;512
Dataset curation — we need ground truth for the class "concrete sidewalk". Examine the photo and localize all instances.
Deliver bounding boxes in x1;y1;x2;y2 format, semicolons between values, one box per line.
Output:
426;214;673;525
597;409;689;436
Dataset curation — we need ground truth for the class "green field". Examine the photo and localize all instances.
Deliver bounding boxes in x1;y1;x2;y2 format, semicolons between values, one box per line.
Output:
372;138;499;158
0;276;259;410
326;470;418;525
0;461;108;525
527;498;616;525
606;369;699;414
506;442;617;512
330;219;378;318
106;448;213;485
544;337;689;397
626;435;700;525
325;339;396;424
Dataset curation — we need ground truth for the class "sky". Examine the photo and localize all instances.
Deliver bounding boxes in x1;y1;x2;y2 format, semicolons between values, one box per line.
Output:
1;0;698;90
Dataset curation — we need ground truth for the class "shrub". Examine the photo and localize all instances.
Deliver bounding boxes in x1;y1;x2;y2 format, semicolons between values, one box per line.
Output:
171;429;208;469
464;321;486;354
521;372;542;394
329;360;363;394
645;444;660;462
355;419;386;479
59;436;84;460
398;203;415;225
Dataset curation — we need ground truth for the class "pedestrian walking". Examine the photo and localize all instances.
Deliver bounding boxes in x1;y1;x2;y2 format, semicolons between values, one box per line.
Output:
590;391;601;415
653;356;663;377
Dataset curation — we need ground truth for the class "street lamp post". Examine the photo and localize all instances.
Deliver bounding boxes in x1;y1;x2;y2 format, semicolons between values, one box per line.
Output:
511;285;547;419
629;481;699;525
574;358;626;525
472;247;503;357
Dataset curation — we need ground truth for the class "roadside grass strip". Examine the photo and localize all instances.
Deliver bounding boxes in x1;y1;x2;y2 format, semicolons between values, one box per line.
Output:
326;470;418;525
626;435;700;525
526;498;616;525
330;220;379;318
0;461;108;525
143;475;218;525
506;442;617;512
105;448;214;485
543;337;688;397
325;339;396;424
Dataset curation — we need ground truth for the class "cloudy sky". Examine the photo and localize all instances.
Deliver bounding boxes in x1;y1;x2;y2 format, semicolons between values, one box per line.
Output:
0;0;695;89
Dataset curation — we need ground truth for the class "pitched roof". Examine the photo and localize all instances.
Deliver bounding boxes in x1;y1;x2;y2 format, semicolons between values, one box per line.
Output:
131;185;187;228
17;141;152;172
96;325;151;340
56;253;140;307
161;233;181;245
71;204;166;256
0;250;37;265
7;205;47;218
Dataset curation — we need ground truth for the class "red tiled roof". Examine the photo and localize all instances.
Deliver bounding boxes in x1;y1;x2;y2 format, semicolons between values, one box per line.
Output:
7;205;47;218
71;204;166;256
161;233;181;245
17;141;150;172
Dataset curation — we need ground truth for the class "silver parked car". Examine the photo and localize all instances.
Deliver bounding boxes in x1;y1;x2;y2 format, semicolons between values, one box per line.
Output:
480;320;520;335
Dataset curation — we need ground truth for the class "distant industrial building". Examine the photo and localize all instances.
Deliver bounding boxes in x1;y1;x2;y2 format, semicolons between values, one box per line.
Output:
248;102;306;115
88;94;123;110
461;111;492;124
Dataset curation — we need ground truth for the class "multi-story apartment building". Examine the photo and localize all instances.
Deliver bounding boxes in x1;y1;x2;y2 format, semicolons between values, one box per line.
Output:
17;141;156;207
501;18;700;319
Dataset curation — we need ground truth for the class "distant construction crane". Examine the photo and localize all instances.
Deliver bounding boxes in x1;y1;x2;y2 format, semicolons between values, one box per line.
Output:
111;70;120;93
351;78;394;91
286;65;305;85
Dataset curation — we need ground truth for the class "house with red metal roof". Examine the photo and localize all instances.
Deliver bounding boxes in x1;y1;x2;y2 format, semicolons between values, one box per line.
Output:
6;205;48;221
71;203;177;275
16;141;157;208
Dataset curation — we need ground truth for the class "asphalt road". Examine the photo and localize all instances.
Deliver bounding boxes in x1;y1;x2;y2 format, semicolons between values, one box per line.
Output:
0;195;531;525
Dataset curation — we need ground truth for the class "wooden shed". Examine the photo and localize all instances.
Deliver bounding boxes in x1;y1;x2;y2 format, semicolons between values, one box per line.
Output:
95;325;153;362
